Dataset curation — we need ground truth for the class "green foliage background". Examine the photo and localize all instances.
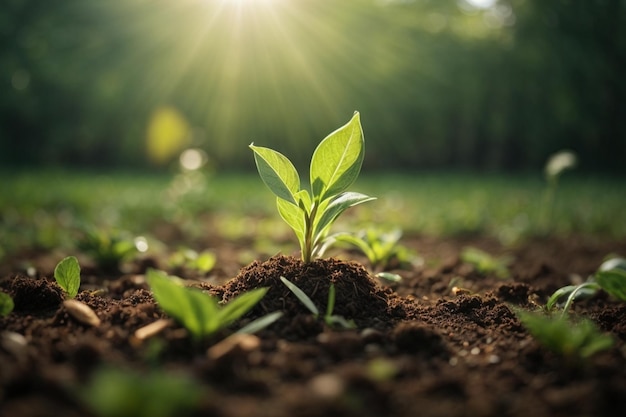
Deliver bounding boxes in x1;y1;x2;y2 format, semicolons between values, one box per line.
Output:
1;0;624;172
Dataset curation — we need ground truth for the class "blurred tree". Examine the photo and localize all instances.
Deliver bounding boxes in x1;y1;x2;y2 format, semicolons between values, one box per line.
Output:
0;0;623;173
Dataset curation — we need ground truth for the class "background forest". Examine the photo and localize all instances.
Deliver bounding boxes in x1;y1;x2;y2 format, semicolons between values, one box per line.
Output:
1;0;624;173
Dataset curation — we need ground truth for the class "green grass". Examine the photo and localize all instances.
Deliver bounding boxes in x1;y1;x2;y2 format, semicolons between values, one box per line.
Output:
1;170;625;262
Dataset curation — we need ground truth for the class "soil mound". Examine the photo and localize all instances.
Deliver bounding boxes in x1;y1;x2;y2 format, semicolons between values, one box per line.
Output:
219;255;418;331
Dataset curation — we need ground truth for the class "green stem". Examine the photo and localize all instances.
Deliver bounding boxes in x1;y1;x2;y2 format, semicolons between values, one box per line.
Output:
302;203;318;263
560;282;599;319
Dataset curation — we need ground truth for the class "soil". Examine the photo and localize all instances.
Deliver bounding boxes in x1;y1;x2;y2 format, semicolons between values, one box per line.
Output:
2;233;626;417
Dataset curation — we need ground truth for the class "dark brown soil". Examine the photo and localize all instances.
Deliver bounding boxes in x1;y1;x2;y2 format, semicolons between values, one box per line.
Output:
2;234;626;417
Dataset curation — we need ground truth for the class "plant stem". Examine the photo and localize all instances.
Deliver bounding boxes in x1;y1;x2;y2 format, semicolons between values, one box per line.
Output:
303;203;318;263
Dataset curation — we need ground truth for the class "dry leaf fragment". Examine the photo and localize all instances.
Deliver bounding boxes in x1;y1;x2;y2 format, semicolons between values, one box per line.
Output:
63;299;101;327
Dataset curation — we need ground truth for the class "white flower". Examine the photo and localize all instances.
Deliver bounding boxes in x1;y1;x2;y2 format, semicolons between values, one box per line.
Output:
545;150;577;179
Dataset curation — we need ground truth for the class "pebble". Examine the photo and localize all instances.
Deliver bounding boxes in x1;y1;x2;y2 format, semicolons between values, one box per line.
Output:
63;299;101;327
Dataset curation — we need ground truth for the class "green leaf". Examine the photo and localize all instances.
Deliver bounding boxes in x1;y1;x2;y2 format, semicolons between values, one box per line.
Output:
375;272;403;283
277;191;308;249
516;310;613;359
313;192;376;239
236;311;283;335
279;276;319;316
250;144;300;205
54;256;81;298
195;251;217;273
595;269;626;302
218;287;268;327
0;291;14;317
310;112;364;202
146;269;219;339
325;283;336;318
146;269;268;340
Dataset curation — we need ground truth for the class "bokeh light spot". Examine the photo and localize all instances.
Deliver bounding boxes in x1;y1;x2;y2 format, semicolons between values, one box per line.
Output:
146;106;190;165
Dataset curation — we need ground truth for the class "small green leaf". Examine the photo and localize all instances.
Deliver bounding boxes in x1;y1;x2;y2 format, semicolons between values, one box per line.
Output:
376;272;403;283
310;112;364;202
325;283;336;318
595;269;626;302
146;269;219;339
147;269;268;340
236;311;283;335
195;251;217;273
250;144;300;205
54;256;81;298
516;310;613;359
599;257;626;273
277;193;307;249
218;287;268;327
279;276;319;316
313;192;376;238
0;291;14;316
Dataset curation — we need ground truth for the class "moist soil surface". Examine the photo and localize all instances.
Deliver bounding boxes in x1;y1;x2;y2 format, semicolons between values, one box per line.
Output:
2;234;626;417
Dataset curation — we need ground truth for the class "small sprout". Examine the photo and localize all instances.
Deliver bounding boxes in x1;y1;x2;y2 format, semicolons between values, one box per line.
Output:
168;247;216;274
460;246;511;279
328;227;414;274
280;276;355;329
375;271;403;283
82;366;202;417
0;291;14;317
146;269;272;341
516;310;613;360
78;227;138;272
542;150;577;233
545;150;577;181
547;255;626;317
54;255;81;298
250;112;376;263
366;358;399;382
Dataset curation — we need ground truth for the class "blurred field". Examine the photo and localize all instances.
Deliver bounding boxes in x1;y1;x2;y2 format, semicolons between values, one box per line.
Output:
1;170;625;264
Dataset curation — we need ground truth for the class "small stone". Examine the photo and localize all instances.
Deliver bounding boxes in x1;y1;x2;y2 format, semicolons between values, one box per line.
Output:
1;331;29;362
134;319;172;340
207;334;260;361
309;373;345;399
63;299;101;327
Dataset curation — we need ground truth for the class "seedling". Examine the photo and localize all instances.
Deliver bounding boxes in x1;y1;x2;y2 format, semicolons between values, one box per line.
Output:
78;227;138;272
516;309;613;360
325;227;414;281
168;247;216;274
250;112;376;263
542;150;577;232
547;256;626;318
54;255;81;298
82;366;202;417
460;246;511;279
0;291;14;317
279;276;355;329
146;269;277;340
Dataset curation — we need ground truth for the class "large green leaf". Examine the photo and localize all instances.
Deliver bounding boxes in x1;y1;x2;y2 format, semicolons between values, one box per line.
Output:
54;256;81;298
313;191;376;238
250;144;300;204
310;112;364;202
